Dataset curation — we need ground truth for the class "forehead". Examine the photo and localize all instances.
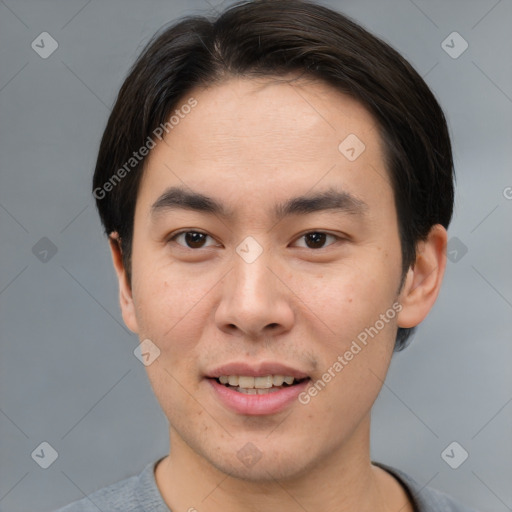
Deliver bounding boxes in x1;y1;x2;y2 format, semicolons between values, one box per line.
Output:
137;76;391;219
169;75;379;159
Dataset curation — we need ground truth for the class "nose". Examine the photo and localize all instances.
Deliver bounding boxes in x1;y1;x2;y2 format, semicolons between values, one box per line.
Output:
214;245;295;339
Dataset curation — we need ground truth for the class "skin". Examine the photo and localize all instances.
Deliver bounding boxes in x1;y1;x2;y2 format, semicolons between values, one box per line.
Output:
109;75;447;512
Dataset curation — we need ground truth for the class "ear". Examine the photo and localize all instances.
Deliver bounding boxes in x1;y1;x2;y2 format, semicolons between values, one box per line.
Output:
108;232;139;334
397;224;448;329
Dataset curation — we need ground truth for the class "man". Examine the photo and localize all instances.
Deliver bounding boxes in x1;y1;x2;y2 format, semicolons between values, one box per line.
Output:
56;0;478;510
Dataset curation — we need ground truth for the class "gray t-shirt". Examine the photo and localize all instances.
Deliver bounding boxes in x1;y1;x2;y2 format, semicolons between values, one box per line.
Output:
53;458;478;512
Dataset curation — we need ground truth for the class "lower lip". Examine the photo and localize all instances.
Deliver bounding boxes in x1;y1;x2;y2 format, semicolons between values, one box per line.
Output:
207;378;310;415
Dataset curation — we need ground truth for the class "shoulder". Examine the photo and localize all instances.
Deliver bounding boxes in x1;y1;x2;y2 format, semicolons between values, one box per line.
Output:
53;459;169;512
53;473;139;512
373;461;479;512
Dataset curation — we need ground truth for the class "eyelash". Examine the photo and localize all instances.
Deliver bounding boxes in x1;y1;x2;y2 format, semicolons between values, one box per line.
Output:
167;230;344;251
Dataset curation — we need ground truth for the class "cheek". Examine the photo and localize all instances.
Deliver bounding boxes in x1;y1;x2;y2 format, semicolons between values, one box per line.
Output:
292;259;399;413
131;262;215;358
131;267;210;411
291;259;396;344
299;306;396;437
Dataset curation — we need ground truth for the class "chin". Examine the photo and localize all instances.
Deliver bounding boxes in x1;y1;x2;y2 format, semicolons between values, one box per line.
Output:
202;437;322;483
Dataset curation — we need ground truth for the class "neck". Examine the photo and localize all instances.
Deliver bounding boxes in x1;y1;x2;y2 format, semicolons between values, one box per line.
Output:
155;416;413;512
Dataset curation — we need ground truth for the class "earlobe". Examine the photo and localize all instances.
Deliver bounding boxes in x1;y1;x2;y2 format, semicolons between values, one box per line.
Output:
397;224;448;329
108;232;139;334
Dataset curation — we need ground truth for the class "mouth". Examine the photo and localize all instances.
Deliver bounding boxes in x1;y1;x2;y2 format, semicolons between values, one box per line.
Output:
205;363;311;415
213;374;309;395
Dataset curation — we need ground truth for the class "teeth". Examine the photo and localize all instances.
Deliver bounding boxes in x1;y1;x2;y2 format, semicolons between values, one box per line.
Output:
237;387;282;395
255;376;273;388
272;375;285;386
238;376;255;388
217;374;299;389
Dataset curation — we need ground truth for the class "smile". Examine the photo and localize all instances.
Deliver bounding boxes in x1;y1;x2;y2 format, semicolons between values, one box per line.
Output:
216;375;307;394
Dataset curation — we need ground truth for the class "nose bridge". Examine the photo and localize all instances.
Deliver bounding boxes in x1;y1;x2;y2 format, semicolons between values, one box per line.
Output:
231;233;273;289
231;240;276;313
215;237;294;336
235;246;271;296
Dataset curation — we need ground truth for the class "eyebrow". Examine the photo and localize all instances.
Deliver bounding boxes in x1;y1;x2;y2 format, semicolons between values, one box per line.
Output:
150;185;368;222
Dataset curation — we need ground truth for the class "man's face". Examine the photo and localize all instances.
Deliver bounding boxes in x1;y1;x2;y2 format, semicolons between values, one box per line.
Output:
124;76;406;480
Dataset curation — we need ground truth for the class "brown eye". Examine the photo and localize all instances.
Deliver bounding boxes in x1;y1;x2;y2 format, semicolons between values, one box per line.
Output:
293;231;339;249
170;231;217;249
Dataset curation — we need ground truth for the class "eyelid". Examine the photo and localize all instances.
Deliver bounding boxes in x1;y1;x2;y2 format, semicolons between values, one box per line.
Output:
168;229;345;250
168;229;220;248
290;231;343;249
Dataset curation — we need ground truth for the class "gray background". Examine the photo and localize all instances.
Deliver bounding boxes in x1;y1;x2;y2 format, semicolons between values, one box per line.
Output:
0;0;511;510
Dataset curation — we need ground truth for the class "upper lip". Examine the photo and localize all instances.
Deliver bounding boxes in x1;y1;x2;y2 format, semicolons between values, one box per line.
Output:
206;362;310;380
